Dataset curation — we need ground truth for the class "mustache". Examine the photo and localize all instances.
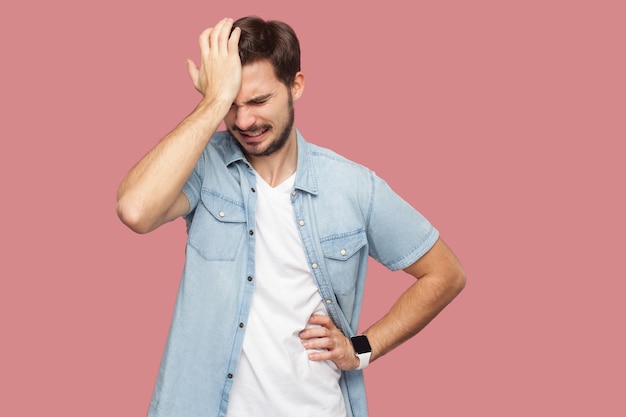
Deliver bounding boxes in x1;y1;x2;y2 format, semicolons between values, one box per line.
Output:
233;124;271;134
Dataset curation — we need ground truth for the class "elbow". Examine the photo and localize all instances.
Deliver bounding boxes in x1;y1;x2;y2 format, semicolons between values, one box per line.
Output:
116;197;154;234
448;263;466;299
453;266;467;296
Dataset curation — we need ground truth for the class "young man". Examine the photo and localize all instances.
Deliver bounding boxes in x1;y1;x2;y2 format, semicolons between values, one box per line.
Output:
117;16;465;417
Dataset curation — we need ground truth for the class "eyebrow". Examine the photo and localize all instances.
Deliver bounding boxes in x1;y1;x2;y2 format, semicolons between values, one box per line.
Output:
247;93;273;103
233;93;274;107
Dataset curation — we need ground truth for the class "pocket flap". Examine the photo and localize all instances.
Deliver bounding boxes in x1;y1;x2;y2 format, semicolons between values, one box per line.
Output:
200;189;246;223
320;230;367;260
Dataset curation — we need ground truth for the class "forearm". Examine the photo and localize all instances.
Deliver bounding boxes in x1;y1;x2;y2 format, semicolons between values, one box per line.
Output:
300;261;464;372
116;98;230;233
364;240;466;362
364;272;464;362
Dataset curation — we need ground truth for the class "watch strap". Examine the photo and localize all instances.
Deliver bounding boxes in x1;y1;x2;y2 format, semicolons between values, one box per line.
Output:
355;350;371;370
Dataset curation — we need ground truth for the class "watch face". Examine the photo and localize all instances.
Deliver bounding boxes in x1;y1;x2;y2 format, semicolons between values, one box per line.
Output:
351;335;372;353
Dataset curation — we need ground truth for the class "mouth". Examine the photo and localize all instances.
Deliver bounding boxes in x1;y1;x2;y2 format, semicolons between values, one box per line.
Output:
238;126;270;141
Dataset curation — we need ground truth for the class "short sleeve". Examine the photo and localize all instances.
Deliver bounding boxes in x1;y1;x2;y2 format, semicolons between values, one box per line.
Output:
182;151;205;225
366;173;439;271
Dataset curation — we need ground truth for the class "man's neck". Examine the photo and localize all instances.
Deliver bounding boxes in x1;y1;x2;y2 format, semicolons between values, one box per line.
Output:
248;134;298;188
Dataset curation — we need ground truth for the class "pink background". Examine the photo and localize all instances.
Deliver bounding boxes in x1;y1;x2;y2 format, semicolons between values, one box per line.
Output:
1;1;624;416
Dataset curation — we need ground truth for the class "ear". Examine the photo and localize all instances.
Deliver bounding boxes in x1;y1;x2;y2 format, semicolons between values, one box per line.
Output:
291;72;305;101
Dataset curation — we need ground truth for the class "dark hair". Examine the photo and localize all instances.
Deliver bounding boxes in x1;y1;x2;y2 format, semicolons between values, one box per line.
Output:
233;16;301;87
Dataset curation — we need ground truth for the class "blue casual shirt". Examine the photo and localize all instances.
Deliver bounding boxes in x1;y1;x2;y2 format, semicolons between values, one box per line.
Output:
147;130;439;417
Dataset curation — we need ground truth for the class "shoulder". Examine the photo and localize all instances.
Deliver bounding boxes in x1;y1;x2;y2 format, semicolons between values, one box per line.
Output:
205;130;234;155
305;141;373;178
195;131;243;168
301;140;378;208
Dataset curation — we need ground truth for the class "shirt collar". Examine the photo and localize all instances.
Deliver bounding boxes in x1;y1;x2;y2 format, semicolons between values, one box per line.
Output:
222;129;319;196
223;132;246;167
294;130;319;196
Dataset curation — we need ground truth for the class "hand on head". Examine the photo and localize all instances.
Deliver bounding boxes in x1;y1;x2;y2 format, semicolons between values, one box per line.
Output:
186;18;242;106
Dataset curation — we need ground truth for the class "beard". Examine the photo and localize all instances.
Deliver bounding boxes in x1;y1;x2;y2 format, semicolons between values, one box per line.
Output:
231;94;295;158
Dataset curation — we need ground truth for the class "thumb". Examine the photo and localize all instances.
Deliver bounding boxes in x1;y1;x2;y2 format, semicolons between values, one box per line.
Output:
185;59;201;92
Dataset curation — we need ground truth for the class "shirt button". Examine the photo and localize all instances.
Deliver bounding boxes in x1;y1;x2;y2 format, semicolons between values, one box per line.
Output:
249;230;254;236
326;299;332;305
247;276;253;282
239;322;244;328
291;190;297;196
311;263;318;269
251;187;256;193
219;211;225;218
227;373;233;379
340;249;347;256
299;220;305;226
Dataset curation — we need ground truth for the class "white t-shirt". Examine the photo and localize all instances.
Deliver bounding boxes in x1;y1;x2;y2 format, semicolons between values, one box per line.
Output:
226;172;346;417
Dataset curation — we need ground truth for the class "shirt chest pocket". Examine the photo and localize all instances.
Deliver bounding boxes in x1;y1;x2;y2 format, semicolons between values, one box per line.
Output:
188;190;247;261
320;229;367;295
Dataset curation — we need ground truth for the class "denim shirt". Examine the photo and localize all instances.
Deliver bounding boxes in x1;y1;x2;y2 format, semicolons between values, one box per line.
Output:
147;130;439;417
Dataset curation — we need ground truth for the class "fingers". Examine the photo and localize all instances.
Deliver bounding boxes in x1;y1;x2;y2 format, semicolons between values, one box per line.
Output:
198;27;212;59
298;314;360;370
307;349;334;362
215;18;236;50
207;18;229;53
307;314;334;328
299;315;333;340
300;314;337;336
228;26;241;51
299;314;358;370
186;59;200;89
299;315;331;344
198;18;237;57
300;325;330;342
300;327;357;370
191;18;243;100
301;335;339;351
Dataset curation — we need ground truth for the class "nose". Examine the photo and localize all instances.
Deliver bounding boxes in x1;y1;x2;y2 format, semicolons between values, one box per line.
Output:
233;105;256;131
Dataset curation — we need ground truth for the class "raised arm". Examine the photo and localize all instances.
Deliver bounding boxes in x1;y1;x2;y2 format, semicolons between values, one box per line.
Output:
116;18;242;234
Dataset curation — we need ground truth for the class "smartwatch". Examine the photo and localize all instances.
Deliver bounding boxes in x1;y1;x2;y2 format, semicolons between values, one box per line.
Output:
350;334;372;370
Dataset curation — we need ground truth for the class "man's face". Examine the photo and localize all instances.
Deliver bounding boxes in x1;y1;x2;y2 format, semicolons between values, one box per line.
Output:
225;60;302;158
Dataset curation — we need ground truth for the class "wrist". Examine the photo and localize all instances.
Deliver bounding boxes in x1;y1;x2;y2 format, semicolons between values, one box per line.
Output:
196;95;232;116
184;97;232;137
350;334;372;370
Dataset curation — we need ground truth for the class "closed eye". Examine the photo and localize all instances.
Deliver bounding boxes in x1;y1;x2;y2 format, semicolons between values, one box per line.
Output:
231;94;273;109
250;97;269;105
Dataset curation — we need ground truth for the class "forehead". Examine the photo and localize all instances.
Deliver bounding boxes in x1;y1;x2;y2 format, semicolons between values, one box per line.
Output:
239;60;285;98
